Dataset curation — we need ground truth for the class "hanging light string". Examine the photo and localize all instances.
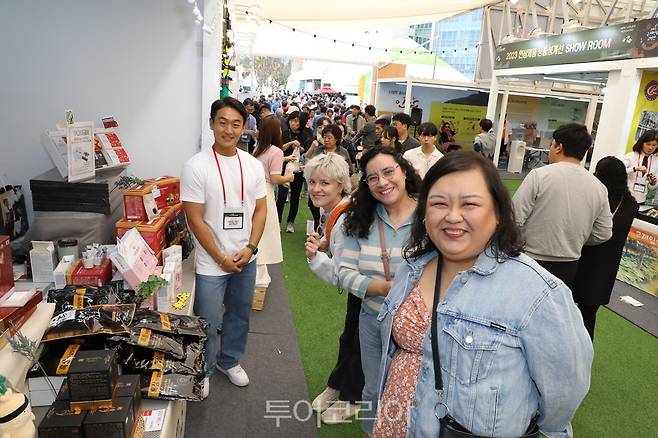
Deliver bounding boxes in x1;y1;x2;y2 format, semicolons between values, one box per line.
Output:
185;0;222;34
234;8;480;56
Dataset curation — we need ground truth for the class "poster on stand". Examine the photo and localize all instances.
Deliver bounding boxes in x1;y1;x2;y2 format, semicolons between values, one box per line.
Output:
66;121;95;182
429;102;487;147
617;219;658;297
625;71;658;151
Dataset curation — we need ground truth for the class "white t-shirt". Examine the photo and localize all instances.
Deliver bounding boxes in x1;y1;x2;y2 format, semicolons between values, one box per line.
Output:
403;146;443;179
181;147;266;276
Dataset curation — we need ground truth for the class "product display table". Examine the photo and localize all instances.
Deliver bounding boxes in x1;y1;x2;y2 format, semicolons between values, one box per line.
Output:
142;254;196;438
0;301;55;392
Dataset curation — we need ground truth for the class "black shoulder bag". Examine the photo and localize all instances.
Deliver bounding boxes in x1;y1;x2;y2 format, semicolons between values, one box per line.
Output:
431;261;540;438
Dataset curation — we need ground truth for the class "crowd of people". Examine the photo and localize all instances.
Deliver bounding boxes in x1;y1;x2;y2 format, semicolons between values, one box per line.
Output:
180;95;655;438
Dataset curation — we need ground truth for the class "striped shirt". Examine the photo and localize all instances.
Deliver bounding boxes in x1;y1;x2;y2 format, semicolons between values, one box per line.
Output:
338;203;415;315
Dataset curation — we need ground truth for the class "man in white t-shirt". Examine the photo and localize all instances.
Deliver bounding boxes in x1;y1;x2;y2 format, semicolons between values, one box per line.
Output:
181;97;267;393
403;122;443;179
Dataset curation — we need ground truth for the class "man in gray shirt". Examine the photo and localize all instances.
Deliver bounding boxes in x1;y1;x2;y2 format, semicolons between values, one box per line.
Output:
352;104;379;149
392;113;421;153
512;123;613;288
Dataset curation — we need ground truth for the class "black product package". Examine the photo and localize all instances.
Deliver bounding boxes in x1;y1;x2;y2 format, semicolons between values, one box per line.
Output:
127;327;185;359
29;336;107;377
140;371;204;402
115;374;142;419
83;396;135;438
42;304;135;342
38;401;87;438
67;350;119;401
47;285;114;315
131;309;207;338
119;339;205;376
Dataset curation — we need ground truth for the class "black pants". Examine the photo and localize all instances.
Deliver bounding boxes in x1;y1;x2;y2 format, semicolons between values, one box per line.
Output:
327;293;364;403
536;259;579;290
276;172;304;224
308;197;321;231
577;303;599;341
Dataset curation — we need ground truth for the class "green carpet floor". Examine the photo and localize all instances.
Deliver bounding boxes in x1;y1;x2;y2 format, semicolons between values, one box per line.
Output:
280;181;657;438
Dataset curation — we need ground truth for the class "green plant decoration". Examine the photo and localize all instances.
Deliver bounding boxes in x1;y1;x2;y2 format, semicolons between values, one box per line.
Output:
0;375;7;396
1;330;57;396
137;275;170;303
115;175;145;190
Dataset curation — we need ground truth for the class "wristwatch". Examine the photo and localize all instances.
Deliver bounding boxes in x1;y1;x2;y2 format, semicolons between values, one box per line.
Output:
246;243;258;255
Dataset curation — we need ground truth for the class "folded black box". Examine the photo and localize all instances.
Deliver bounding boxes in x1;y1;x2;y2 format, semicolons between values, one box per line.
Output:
38;401;87;438
115;374;141;419
67;349;119;401
83;396;135;438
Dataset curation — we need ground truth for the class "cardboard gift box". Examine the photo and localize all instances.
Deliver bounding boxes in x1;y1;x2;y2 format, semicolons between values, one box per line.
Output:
29;240;57;283
123;184;159;221
144;176;181;209
67;349;119;402
67;258;113;287
0;289;43;332
116;214;169;256
38;401;87;438
0;235;13;298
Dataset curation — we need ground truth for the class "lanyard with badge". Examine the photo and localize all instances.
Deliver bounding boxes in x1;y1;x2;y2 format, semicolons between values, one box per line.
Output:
213;149;245;230
634;154;652;194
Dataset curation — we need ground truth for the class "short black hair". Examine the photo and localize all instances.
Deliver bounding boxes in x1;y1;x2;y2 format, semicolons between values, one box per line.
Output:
322;124;343;143
480;118;493;132
632;129;658;154
364;105;376;117
210;97;248;124
243;98;255;107
417;122;438;137
375;118;390;127
552;123;592;160
392;113;412;128
259;103;272;115
405;150;524;261
352;105;361;111
319;105;327;114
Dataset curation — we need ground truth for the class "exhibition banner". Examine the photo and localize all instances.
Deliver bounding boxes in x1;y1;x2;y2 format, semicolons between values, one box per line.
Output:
429;102;487;147
626;71;658;152
617;219;658;297
495;17;658;69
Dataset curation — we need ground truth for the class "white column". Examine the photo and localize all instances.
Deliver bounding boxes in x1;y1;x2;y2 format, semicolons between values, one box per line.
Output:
201;9;223;150
583;95;599;168
486;74;499;121
493;89;509;167
590;67;642;171
404;80;413;114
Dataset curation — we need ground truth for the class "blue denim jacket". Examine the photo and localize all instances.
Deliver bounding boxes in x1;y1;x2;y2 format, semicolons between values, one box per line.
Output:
376;249;593;438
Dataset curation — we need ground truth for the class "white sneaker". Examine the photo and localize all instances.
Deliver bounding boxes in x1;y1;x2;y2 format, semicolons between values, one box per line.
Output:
217;364;249;387
311;387;340;412
286;222;295;233
321;400;360;424
202;376;210;399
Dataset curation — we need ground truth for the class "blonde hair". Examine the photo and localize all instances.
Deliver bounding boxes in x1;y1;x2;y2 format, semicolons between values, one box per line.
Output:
303;153;352;195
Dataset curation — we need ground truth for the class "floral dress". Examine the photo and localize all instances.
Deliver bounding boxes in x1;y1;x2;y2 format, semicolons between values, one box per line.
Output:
373;285;431;437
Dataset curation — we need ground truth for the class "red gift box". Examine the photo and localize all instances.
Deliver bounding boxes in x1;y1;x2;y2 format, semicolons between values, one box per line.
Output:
116;215;168;256
67;258;113;287
0;289;42;332
123;184;156;221
0;235;13;299
144;176;180;209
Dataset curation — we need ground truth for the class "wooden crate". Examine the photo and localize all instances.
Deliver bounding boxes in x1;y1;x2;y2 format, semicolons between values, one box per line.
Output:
252;287;266;311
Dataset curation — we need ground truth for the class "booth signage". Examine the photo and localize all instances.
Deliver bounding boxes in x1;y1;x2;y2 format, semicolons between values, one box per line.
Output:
494;17;658;69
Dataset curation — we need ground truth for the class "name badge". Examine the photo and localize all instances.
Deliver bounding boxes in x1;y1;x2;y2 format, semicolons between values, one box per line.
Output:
633;182;647;193
223;205;244;230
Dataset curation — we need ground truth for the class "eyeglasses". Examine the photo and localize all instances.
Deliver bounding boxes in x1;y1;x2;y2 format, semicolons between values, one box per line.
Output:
364;165;400;186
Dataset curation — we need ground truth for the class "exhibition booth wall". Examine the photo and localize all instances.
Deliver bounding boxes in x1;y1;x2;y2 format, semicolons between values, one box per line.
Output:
0;0;222;222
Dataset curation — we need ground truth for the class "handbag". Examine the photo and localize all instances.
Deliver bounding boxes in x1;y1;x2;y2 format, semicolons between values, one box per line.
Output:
431;257;540;438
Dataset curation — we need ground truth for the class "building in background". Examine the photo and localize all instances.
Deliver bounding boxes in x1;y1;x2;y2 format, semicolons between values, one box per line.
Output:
410;9;483;81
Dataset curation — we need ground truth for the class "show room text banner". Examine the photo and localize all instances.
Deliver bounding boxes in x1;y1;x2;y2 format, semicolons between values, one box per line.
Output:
494;17;658;69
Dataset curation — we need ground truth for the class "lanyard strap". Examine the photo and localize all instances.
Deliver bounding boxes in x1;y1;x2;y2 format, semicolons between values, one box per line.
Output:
637;153;652;176
377;219;392;282
431;256;444;391
213;149;244;205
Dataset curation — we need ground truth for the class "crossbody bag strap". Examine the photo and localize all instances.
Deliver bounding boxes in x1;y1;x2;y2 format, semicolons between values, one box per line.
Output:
377;219;392;282
431;256;444;391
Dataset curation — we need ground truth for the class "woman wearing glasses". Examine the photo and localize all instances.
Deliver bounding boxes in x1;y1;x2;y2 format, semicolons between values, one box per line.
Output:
338;146;421;436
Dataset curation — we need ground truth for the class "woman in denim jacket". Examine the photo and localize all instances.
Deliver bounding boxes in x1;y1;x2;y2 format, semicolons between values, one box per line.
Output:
373;151;593;438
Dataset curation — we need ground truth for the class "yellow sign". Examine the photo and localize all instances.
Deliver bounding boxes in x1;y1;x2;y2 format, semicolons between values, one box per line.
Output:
429;102;487;148
626;71;658;152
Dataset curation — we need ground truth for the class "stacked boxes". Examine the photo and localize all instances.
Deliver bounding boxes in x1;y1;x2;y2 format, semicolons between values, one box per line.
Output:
38;349;142;438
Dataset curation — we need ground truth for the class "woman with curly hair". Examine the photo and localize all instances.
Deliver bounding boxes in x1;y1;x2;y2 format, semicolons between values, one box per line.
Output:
338;146;421;436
